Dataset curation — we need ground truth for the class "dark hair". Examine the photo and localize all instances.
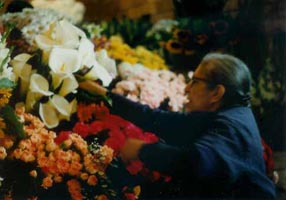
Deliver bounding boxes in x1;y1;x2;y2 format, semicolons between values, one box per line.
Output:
200;52;252;107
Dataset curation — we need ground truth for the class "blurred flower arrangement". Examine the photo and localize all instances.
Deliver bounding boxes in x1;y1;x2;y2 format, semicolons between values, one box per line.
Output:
90;34;168;71
148;15;240;71
112;62;188;111
72;102;171;184
0;8;76;54
30;0;86;24
0;104;117;199
7;19;115;129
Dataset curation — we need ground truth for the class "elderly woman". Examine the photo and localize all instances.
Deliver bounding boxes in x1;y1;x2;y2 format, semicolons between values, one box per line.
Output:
80;53;276;199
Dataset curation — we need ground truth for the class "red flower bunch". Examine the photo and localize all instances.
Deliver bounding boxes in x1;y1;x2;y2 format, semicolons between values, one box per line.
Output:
261;139;274;176
71;102;168;180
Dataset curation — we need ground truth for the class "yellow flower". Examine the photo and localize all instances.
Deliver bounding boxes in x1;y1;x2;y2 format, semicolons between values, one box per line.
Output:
0;88;12;107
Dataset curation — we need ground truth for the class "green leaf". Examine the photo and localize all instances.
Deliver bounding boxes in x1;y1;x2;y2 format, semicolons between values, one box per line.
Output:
76;89;112;107
0;1;4;9
0;78;15;89
1;105;25;139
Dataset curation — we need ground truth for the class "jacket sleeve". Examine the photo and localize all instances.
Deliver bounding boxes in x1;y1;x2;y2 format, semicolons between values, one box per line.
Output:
138;124;242;180
108;92;213;146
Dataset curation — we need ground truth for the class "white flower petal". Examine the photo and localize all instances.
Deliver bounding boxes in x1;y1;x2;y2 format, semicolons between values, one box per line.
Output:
35;35;57;51
49;47;81;74
78;38;95;68
50;95;72;117
25;91;41;112
11;53;32;63
55;20;86;49
50;72;66;89
58;75;78;97
84;61;112;86
96;49;117;78
10;53;32;81
29;74;53;96
70;98;78;114
39;102;59;129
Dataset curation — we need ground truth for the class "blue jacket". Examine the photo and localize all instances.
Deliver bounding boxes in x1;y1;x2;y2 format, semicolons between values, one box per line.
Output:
108;93;276;199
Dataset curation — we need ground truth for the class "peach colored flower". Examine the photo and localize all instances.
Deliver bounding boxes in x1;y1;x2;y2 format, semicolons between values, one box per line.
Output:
87;175;97;186
21;150;36;162
0;146;7;160
53;175;63;183
96;194;108;200
0;137;14;149
80;173;89;180
67;179;83;200
41;176;53;189
29;170;37;178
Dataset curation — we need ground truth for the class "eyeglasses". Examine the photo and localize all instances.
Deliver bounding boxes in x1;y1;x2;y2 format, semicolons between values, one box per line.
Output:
189;76;216;87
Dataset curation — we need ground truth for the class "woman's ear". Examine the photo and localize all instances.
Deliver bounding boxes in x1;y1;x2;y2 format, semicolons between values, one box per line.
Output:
210;84;225;103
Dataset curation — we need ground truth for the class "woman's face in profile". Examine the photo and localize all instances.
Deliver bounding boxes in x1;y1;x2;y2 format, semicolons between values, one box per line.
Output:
184;65;217;112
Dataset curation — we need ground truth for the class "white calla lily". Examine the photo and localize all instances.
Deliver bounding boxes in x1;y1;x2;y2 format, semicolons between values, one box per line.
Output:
10;53;33;95
30;74;53;96
39;102;59;129
84;61;112;86
78;38;96;68
58;75;78;97
70;98;78;114
35;20;86;52
95;49;117;78
55;20;86;49
49;47;81;75
10;53;32;78
25;91;42;112
58;98;78;121
50;72;66;89
35;35;58;52
50;95;72;117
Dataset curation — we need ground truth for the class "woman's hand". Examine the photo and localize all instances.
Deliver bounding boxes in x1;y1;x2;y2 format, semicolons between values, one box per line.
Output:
79;80;108;96
120;138;146;163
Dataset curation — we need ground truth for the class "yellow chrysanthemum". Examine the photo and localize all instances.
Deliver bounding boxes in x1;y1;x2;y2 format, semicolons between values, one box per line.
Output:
0;88;12;107
135;46;168;70
107;36;168;70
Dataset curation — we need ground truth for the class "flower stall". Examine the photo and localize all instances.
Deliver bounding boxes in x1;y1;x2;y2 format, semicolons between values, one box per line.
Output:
0;0;285;199
0;4;186;199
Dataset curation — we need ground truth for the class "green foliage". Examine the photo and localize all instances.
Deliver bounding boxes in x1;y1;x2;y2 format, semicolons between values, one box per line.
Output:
76;89;112;107
0;105;25;139
0;78;15;89
100;15;153;48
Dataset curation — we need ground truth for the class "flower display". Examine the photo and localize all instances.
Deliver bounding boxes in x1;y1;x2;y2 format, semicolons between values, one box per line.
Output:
0;8;76;50
93;35;168;70
112;62;188;111
30;0;86;24
0;104;127;199
8;19;116;129
72;102;170;182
